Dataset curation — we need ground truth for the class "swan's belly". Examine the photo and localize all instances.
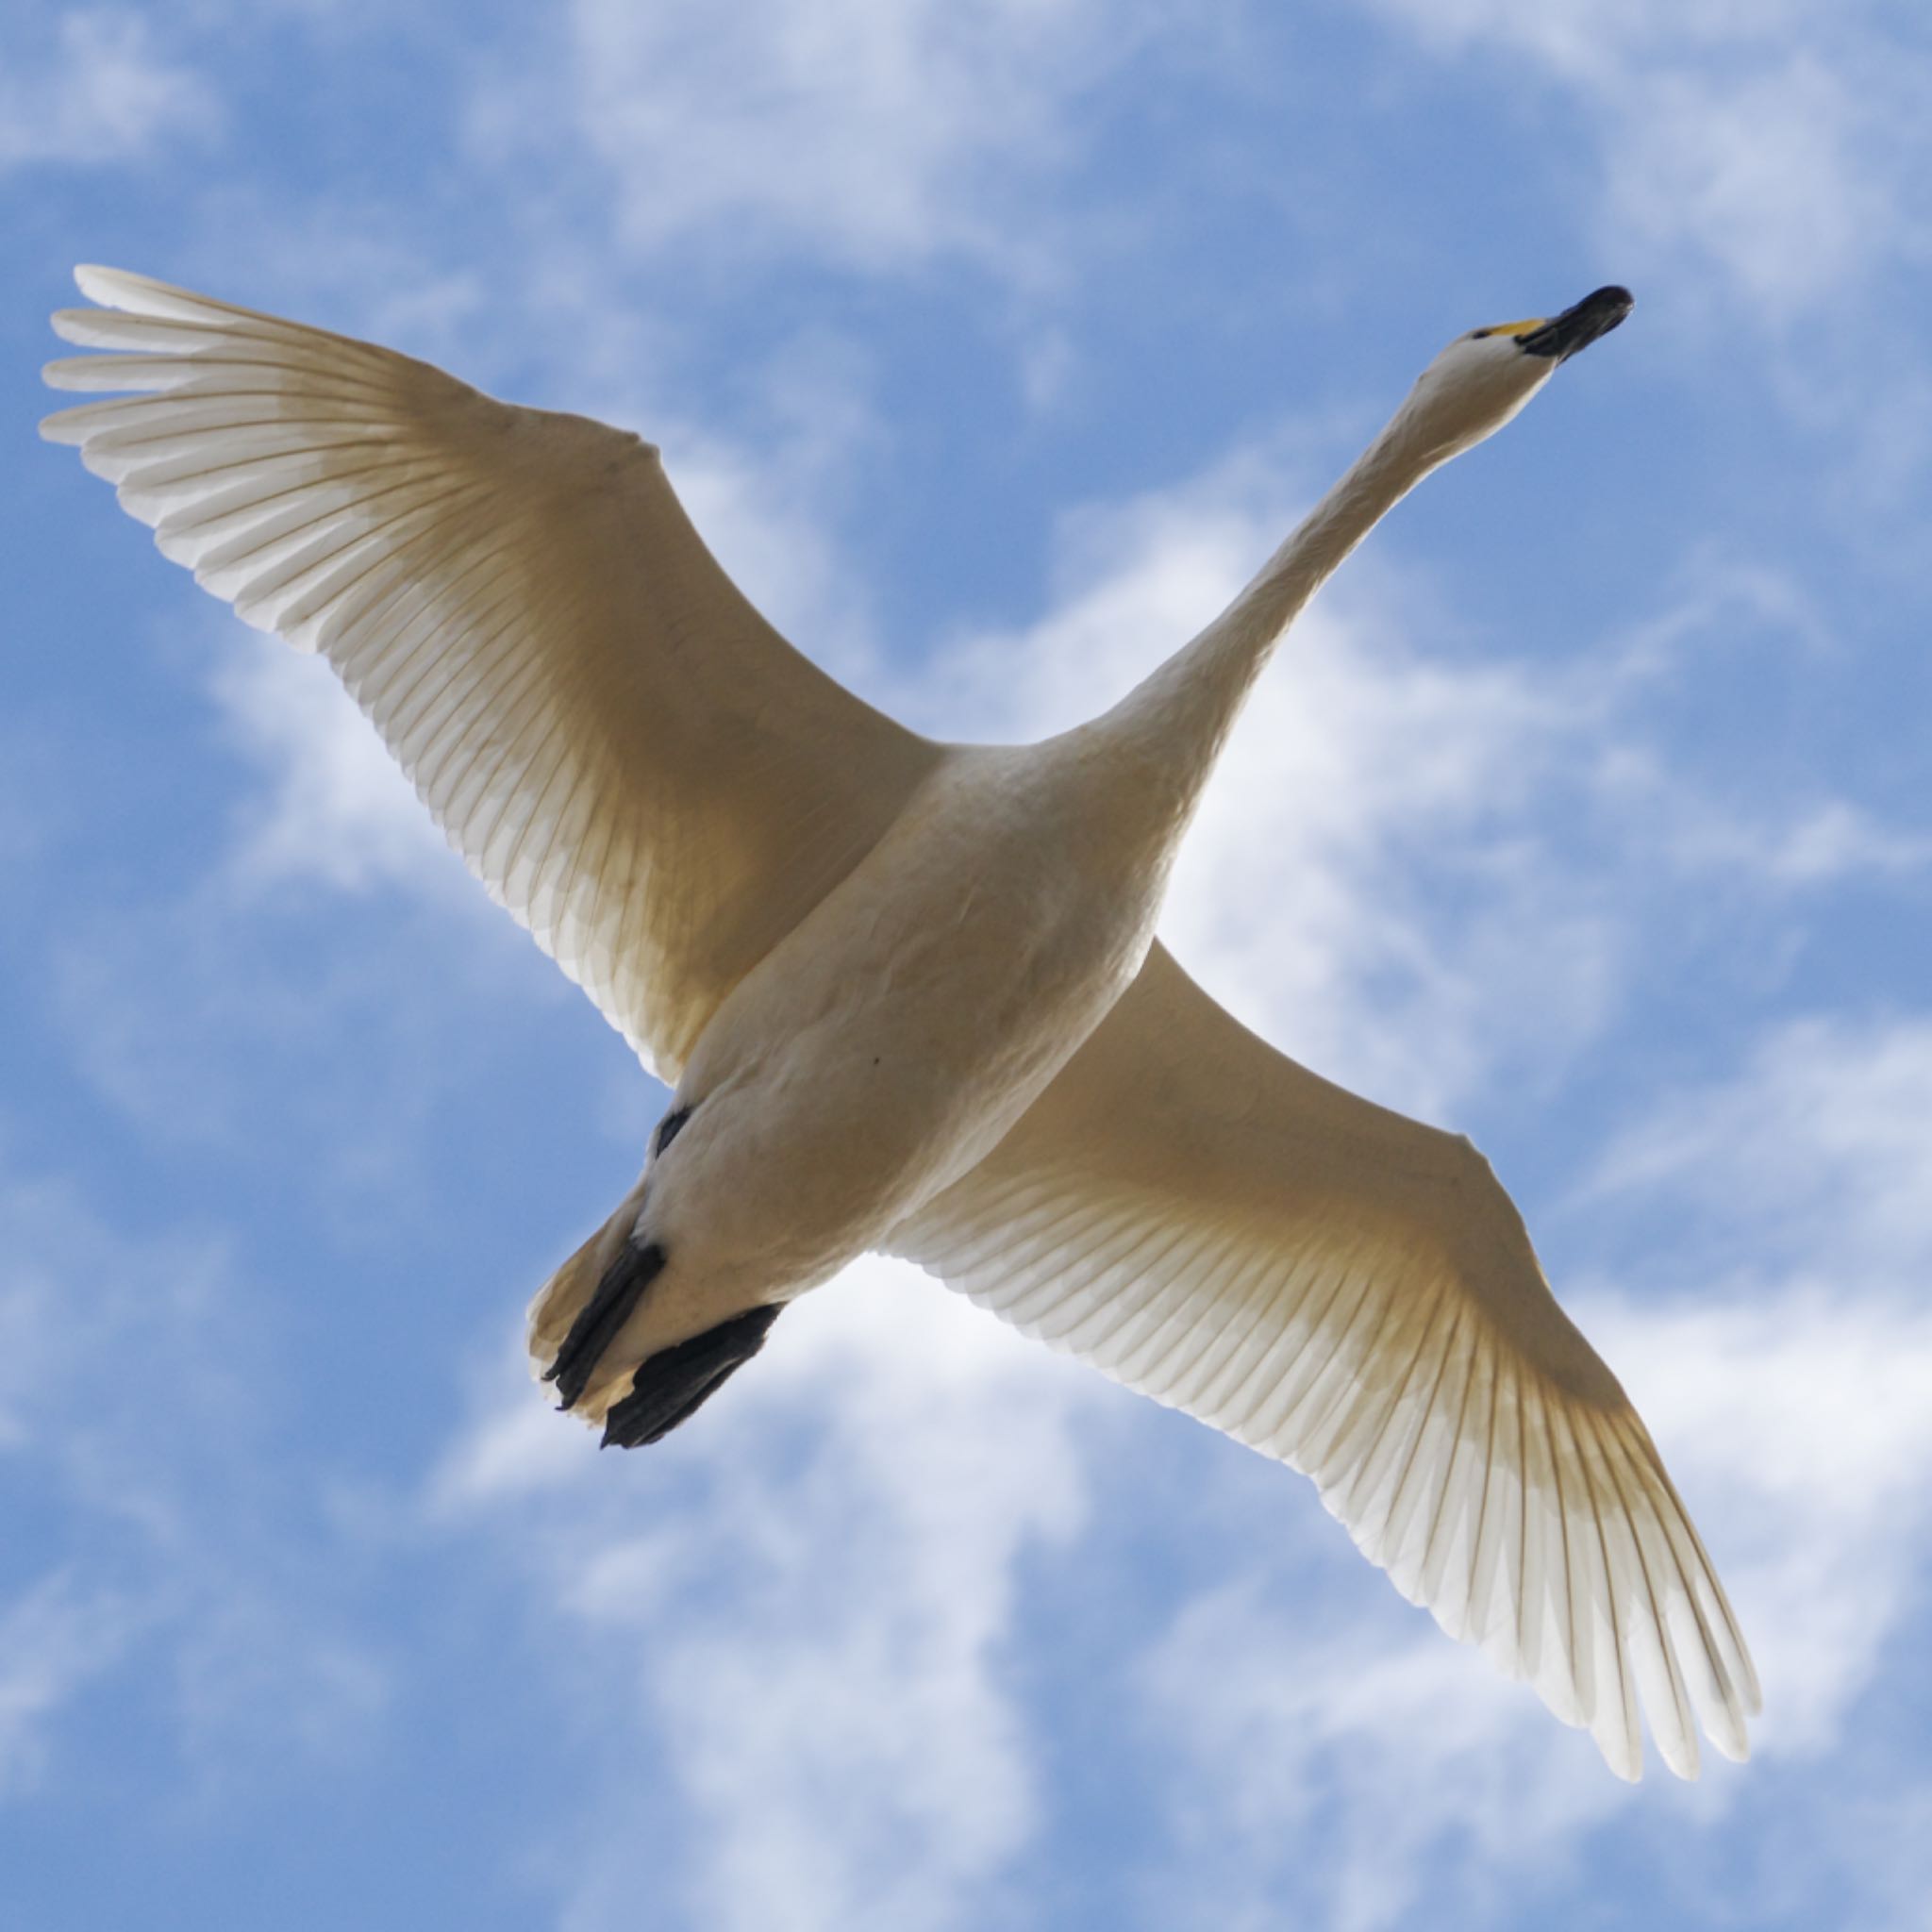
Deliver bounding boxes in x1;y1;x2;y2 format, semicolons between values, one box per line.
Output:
645;747;1160;1307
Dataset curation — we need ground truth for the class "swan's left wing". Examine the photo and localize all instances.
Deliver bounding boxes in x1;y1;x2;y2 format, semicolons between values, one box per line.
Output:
886;941;1758;1781
41;268;941;1082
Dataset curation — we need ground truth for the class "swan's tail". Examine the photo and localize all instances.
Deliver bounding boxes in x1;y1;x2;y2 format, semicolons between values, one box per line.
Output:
525;1193;782;1446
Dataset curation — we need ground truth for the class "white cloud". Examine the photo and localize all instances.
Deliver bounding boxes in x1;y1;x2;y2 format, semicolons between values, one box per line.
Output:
1650;795;1932;886
1574;1024;1932;1840
1368;0;1805;78
1365;0;1930;319
0;1158;395;1806
1590;1014;1932;1274
1602;56;1892;312
1588;1286;1932;1764
552;0;1160;276
0;1575;143;1798
1160;601;1599;1117
210;640;457;896
435;1258;1102;1932
1140;1579;1624;1932
0;10;215;171
661;409;895;704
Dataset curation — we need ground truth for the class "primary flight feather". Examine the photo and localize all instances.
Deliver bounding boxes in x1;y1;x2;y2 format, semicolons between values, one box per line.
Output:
42;268;1757;1782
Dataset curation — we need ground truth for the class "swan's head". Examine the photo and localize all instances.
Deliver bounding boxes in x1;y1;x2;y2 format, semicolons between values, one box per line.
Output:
1398;284;1634;461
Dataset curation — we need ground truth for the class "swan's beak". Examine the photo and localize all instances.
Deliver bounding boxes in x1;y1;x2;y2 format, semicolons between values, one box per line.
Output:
1517;286;1634;363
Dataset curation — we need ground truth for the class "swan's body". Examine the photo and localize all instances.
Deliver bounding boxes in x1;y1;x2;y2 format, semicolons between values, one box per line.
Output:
668;743;1163;1292
42;272;1757;1782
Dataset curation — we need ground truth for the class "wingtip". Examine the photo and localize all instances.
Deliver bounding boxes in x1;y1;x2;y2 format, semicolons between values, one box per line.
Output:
73;264;196;317
1708;1724;1752;1766
1592;1710;1645;1784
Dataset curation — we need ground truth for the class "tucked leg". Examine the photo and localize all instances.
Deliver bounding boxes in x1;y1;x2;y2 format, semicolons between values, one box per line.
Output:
601;1304;782;1449
546;1240;667;1411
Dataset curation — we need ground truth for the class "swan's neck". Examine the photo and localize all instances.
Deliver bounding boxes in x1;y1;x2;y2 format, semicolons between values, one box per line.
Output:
1099;401;1447;833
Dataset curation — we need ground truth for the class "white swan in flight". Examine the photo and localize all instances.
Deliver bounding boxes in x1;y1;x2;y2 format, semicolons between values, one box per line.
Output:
42;270;1756;1782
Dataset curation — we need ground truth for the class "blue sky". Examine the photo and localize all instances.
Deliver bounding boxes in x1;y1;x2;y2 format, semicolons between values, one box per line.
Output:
5;1;1932;1926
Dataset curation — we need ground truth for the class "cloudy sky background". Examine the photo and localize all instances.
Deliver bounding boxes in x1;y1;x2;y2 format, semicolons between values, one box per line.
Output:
6;2;1932;1926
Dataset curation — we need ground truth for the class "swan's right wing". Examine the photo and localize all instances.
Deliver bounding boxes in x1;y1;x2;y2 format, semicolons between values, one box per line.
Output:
889;941;1759;1781
42;268;943;1082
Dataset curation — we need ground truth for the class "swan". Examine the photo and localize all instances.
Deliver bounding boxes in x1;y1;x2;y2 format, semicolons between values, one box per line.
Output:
42;269;1757;1782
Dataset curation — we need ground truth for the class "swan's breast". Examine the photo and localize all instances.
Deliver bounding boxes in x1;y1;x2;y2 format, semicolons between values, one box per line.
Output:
656;743;1166;1287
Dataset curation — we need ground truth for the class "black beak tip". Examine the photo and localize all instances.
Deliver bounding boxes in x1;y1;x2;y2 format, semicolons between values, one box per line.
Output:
1520;284;1635;362
1589;284;1636;328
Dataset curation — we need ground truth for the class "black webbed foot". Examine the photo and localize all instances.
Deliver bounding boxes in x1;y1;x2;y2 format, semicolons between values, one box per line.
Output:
601;1304;781;1449
546;1239;667;1411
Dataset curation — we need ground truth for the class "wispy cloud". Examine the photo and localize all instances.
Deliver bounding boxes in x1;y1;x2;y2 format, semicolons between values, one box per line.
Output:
1363;0;1931;319
1602;55;1900;313
209;641;456;896
1590;1013;1932;1274
492;0;1170;279
0;1574;142;1798
0;9;215;172
0;1160;394;1805
435;1259;1101;1932
1588;1287;1932;1766
1139;1575;1622;1932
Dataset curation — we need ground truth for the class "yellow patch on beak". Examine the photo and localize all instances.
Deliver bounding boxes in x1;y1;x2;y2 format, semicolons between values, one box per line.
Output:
1472;318;1547;340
